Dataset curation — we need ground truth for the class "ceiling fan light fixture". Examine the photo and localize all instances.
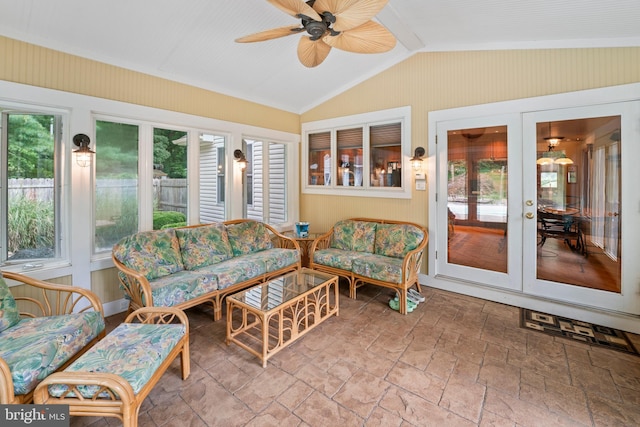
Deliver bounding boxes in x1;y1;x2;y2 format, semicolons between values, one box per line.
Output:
236;0;394;67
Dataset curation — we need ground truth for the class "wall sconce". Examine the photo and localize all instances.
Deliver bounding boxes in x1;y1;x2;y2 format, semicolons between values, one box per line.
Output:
410;147;425;171
73;133;94;168
234;149;248;170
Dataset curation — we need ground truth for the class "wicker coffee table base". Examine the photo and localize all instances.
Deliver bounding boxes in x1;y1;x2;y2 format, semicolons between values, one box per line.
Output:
226;272;339;367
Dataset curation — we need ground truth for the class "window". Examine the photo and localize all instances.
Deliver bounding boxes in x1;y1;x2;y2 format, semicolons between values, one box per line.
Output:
302;106;412;198
200;133;227;223
244;139;288;225
1;108;66;269
94;120;139;253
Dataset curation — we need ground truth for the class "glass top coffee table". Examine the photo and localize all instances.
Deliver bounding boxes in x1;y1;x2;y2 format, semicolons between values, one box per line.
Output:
226;268;339;367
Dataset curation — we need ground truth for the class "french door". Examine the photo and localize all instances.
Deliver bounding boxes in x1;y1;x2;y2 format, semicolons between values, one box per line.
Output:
435;101;640;315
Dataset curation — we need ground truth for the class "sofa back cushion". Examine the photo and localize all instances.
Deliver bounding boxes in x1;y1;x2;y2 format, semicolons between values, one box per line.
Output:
374;223;425;258
113;229;184;280
0;274;20;333
330;220;377;253
226;221;273;256
175;223;233;270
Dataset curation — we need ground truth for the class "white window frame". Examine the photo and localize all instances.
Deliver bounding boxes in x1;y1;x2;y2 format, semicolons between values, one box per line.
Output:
0;100;71;274
302;106;412;199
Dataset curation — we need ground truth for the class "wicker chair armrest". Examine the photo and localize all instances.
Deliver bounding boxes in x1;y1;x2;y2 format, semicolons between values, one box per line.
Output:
1;270;103;318
310;229;333;254
263;223;301;252
400;227;429;279
111;255;155;308
0;358;16;404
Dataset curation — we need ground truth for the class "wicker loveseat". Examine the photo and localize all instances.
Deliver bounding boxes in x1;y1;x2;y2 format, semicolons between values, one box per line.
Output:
309;218;428;315
0;271;105;404
112;219;301;321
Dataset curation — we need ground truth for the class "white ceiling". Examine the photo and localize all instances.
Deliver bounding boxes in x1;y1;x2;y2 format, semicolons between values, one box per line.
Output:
1;0;639;114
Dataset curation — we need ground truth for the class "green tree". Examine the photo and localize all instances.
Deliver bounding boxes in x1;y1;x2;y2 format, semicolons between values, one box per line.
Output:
7;114;54;178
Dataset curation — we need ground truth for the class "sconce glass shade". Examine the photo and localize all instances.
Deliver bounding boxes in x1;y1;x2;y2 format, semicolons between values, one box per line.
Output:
410;146;425;170
233;149;248;169
73;133;95;167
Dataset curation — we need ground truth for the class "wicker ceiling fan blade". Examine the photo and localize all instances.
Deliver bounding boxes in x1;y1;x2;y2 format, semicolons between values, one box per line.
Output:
297;36;332;68
314;0;389;32
268;0;322;22
235;25;303;43
323;20;395;53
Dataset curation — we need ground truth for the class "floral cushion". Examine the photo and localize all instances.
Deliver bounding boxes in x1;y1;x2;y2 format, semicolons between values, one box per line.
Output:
246;248;300;273
0;275;20;333
352;254;404;284
313;248;368;271
175;223;233;270
113;229;184;281
48;322;186;398
330;220;377;253
195;257;267;290
374;223;425;258
0;312;105;396
146;270;218;307
226;221;273;256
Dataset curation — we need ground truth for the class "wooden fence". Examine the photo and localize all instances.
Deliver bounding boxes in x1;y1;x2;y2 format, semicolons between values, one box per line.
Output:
9;178;188;216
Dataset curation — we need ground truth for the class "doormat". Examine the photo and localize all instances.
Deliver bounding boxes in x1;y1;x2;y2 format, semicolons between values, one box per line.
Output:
520;308;639;356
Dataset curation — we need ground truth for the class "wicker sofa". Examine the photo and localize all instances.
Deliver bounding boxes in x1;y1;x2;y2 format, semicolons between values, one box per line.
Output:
112;219;301;321
309;218;428;315
0;271;105;404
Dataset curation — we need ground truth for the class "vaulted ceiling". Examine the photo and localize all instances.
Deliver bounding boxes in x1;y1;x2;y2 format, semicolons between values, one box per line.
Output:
1;0;639;113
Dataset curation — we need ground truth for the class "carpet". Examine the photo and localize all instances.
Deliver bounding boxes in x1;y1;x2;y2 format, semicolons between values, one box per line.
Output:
520;308;639;356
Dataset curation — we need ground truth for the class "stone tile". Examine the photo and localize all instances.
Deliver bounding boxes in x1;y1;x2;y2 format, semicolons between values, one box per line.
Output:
180;376;254;426
588;393;640;427
379;386;476;426
364;407;404;427
451;358;481;382
425;350;458;380
234;367;298;412
484;343;509;362
478;359;521;395
332;369;391;418
439;375;486;423
293;391;363;426
277;380;314;411
386;361;446;404
568;359;622;402
367;330;414;362
245;402;302;427
507;347;571;385
478;410;516;427
293;363;346;397
484;388;586;427
437;334;487;365
519;375;591;425
87;289;640;427
398;337;437;370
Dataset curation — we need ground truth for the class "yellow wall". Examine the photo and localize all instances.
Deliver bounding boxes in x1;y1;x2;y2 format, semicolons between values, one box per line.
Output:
3;35;640;301
0;36;300;133
300;48;640;233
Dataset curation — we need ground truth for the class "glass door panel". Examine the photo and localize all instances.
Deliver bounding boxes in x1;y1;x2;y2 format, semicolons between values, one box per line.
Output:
436;114;522;292
447;126;508;273
523;102;639;314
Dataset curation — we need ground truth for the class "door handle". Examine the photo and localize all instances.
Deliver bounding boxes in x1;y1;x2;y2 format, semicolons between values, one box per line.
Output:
525;212;535;219
525;200;533;206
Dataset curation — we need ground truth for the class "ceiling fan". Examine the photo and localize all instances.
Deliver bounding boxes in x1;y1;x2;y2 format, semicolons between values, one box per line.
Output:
235;0;396;68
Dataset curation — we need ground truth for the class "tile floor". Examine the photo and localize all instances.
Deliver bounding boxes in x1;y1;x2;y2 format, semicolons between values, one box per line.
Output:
77;285;640;426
